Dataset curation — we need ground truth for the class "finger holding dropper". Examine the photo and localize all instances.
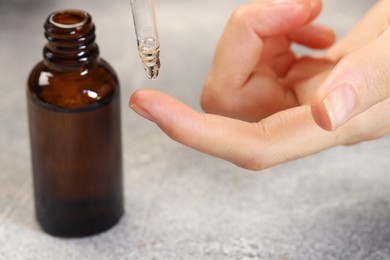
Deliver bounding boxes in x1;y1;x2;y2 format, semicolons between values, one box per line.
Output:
130;0;160;80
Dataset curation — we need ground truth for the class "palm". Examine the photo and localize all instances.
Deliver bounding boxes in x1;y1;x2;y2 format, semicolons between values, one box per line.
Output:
201;0;336;122
219;35;334;122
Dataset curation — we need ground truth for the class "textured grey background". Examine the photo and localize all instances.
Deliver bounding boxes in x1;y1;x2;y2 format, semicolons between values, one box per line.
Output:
1;0;389;259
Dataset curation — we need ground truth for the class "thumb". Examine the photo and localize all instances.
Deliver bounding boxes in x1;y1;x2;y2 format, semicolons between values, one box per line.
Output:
311;26;390;131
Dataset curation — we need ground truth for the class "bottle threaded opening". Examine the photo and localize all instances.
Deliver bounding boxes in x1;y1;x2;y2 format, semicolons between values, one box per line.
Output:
43;9;99;72
49;10;88;29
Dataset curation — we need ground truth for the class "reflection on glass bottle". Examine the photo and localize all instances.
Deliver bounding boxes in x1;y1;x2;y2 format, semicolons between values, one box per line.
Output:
27;10;124;237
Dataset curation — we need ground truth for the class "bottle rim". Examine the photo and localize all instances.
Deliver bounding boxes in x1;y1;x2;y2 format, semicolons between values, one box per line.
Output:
49;10;89;29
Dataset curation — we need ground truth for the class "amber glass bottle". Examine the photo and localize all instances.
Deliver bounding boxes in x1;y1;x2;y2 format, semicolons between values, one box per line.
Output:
27;10;124;237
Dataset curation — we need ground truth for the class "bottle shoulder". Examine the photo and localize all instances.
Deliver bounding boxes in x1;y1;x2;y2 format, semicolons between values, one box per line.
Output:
27;59;120;110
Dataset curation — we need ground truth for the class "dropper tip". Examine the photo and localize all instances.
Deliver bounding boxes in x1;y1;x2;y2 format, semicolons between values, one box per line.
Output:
138;41;160;80
144;63;160;80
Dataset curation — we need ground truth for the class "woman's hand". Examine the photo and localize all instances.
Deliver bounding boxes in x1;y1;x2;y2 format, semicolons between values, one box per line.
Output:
311;0;390;131
130;0;390;170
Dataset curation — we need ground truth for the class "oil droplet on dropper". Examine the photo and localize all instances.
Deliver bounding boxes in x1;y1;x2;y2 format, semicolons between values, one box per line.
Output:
138;36;160;80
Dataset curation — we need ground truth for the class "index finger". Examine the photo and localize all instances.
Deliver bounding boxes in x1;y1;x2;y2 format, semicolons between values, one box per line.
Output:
130;89;343;170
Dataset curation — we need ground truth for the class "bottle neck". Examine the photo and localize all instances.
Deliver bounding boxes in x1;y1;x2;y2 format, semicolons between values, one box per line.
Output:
43;10;99;73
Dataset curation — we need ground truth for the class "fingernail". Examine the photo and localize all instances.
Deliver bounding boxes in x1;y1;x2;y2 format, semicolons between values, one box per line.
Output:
322;83;357;130
129;103;155;122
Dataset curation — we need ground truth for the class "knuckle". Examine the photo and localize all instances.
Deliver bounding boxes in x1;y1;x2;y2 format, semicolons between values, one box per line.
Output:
230;6;249;26
370;59;390;100
235;156;261;171
339;46;390;102
351;57;390;103
200;77;232;115
341;98;390;144
234;122;271;171
236;157;268;171
200;78;216;113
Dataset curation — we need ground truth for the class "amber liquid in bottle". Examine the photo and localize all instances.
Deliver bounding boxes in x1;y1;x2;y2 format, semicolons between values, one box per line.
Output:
27;10;124;237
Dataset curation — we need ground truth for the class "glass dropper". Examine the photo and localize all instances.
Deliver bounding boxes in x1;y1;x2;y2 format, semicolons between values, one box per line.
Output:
130;0;161;80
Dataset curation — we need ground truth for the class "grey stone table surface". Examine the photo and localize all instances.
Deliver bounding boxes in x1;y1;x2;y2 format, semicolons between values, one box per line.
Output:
1;0;389;259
